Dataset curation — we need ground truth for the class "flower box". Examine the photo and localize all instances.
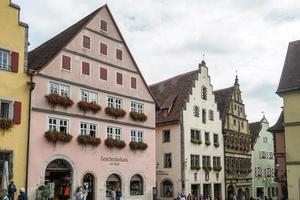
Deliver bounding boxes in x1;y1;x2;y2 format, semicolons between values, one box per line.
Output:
0;118;13;130
77;135;101;146
205;141;211;146
45;93;74;108
129;111;148;122
190;165;201;171
129;141;148;150
191;139;202;145
104;138;126;149
214;143;220;148
213;166;222;172
44;131;73;143
105;107;126;118
77;101;101;113
203;166;212;171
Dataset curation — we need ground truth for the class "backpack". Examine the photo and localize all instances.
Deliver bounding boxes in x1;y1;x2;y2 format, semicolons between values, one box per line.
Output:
8;184;17;193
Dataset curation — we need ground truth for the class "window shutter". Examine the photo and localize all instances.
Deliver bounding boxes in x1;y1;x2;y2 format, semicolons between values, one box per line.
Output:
116;72;122;85
11;52;19;73
62;55;71;70
82;62;90;75
13;101;22;124
100;43;107;55
116;49;122;60
100;67;107;80
131;77;136;89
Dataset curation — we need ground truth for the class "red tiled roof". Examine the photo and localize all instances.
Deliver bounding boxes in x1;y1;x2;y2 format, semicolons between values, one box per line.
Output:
268;111;284;133
213;87;234;122
249;121;262;147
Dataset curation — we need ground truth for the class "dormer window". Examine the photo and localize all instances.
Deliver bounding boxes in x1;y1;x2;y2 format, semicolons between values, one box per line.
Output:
162;108;168;117
201;86;207;100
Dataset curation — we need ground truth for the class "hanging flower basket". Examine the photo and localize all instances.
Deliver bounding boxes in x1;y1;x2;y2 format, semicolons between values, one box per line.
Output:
205;141;211;146
129;111;148;122
0;118;13;131
191;139;202;145
104;138;126;149
190;165;201;171
203;166;212;171
44;131;73;143
45;93;74;108
105;107;126;118
214;142;220;148
77;101;101;113
77;135;101;146
213;166;222;172
129;141;148;150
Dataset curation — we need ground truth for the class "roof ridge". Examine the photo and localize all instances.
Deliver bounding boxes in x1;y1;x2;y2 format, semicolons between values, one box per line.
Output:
149;69;199;87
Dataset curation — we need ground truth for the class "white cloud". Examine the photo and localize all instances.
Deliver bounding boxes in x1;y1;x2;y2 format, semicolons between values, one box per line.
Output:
14;0;300;124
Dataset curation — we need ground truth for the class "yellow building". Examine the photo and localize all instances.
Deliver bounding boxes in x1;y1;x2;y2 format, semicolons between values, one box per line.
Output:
0;0;29;192
277;40;300;200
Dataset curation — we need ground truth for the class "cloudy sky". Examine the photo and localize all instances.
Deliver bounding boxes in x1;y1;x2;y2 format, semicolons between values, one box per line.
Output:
15;0;300;124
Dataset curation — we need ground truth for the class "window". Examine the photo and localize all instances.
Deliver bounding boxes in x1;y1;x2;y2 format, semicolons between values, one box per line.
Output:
202;109;207;124
193;106;200;117
213;157;221;167
82;62;90;76
202;156;211;167
81;89;98;103
161;180;173;198
191;129;200;141
116;72;123;85
241;122;244;129
62;55;71;70
48;117;69;133
130;174;143;196
269;152;274;160
0;49;10;70
83;36;91;49
100;43;107;55
107;96;122;109
259;151;268;159
201;86;207;100
191;155;200;168
116;49;122;60
0;100;13;119
213;134;219;144
49;82;70;97
100;20;108;32
131;130;143;142
100;67;107;80
205;132;210;143
0;151;13;181
131;77;137;89
164;153;172;168
263;137;268;143
163;130;170;143
272;188;275;197
80;122;97;137
255;166;263;177
234;119;236;126
209;110;214;121
106;126;121;140
131;102;144;113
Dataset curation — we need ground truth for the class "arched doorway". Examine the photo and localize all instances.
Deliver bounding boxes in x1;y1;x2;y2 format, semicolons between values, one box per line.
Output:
106;174;121;199
130;174;143;196
227;185;235;200
45;159;72;200
83;173;95;200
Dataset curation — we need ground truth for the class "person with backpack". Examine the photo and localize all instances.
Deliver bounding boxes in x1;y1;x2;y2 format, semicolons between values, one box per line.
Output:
17;188;27;200
8;180;17;200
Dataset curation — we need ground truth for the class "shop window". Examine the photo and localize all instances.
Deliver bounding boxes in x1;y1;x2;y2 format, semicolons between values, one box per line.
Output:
131;130;143;142
193;106;200;117
161;180;173;198
106;174;121;198
164;153;172;168
81;89;98;103
107;96;122;109
131;101;144;113
82;173;95;200
80;122;97;137
130;174;143;196
49;82;70;97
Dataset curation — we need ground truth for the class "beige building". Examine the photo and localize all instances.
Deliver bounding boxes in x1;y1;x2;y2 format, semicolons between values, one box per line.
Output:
150;61;225;200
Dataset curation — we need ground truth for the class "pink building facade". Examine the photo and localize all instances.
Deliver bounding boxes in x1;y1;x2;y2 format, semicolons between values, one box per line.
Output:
27;5;156;200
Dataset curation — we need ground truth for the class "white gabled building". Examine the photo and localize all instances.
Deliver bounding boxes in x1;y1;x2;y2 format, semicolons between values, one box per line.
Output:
150;61;225;200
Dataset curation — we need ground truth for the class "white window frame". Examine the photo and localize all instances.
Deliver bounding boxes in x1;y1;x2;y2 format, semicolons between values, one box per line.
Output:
131;101;144;113
80;122;98;137
0;49;10;70
0;99;13;119
131;130;144;142
48;117;69;134
48;81;70;97
80;89;98;103
107;96;122;109
106;126;122;140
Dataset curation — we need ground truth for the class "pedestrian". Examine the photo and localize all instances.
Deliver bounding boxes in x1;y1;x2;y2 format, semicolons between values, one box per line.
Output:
75;187;87;200
8;180;17;200
116;187;121;200
17;188;27;200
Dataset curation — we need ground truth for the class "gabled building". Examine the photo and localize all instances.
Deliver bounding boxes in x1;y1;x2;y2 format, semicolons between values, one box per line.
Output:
214;76;252;200
27;5;156;200
150;61;225;200
0;0;29;192
249;117;278;199
268;111;288;200
276;40;300;200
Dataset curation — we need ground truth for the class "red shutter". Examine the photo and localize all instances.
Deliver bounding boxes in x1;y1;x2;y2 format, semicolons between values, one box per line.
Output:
100;43;107;55
11;51;19;73
100;20;108;32
116;49;122;60
131;77;136;89
83;36;90;49
116;72;122;85
82;62;90;75
13;101;22;124
62;55;71;70
100;67;107;80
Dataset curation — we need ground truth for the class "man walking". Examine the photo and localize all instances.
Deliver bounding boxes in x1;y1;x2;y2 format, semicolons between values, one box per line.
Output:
8;180;17;200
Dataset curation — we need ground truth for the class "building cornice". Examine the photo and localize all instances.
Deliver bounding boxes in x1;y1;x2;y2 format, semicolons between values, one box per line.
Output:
286;161;300;165
284;121;300;127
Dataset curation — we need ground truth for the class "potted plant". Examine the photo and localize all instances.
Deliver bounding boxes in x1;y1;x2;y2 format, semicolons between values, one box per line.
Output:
104;138;126;149
105;107;126;118
213;166;222;172
129;111;148;122
45;93;74;108
203;165;212;171
214;142;220;148
205;141;211;146
190;165;201;171
37;185;51;200
0;118;13;131
44;131;73;143
77;101;101;113
77;135;101;146
129;141;148;150
191;139;202;145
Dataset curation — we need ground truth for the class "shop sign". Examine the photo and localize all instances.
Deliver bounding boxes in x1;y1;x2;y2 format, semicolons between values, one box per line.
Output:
100;156;128;165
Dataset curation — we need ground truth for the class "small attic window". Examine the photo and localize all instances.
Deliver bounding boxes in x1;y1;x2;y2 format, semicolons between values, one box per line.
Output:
201;86;207;100
193;106;200;118
162;108;168;117
100;20;108;32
